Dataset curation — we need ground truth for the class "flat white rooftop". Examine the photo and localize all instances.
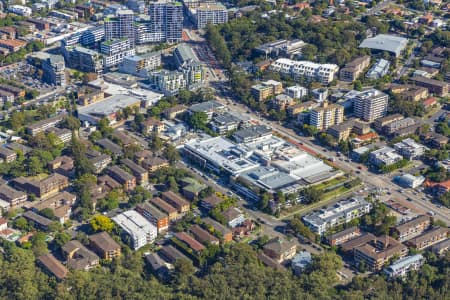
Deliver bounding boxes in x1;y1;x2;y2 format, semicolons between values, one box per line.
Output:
184;136;257;175
77;94;141;119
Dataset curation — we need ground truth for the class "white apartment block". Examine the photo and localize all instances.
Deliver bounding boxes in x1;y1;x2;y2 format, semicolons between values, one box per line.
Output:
103;49;136;68
302;197;372;235
100;39;132;56
101;39;136;68
353;89;388;122
270;58;339;85
112;210;157;250
309;102;344;130
8;5;32;16
104;9;136;46
394;138;427;160
150;70;187;96
119;52;162;77
369;146;403;167
148;1;183;43
285;85;308;99
384;254;425;278
193;3;228;29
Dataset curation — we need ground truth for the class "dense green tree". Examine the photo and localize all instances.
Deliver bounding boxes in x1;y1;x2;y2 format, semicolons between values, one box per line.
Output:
30;232;49;256
288;218;316;241
70;136;95;177
168;176;179;191
14;217;29;231
187;111;208;131
149;132;163;152
97;190;120;212
54;232;72;248
40;208;55;220
301;187;324;204
62;115;81;131
164;144;180;163
438;191;450;208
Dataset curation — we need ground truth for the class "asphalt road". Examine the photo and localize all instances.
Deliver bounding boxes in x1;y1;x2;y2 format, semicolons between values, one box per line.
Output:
211;92;450;225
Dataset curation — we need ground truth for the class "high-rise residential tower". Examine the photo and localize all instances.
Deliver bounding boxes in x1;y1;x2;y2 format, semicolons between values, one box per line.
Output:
104;9;136;46
148;1;183;43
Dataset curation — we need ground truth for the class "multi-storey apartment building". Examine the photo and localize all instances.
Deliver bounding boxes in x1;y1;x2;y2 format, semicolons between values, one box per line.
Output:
339;56;371;82
192;3;228;29
374;114;404;132
148;1;183;43
119;51;161;77
251;80;283;101
89;232;121;260
393;138;427;160
150;197;179;221
392;215;430;242
173;44;203;89
100;39;136;68
106;166;136;191
41;54;66;87
270;58;339;84
309;102;344;130
161;191;190;214
104;9;136;46
150;69;187;96
112;210;157;250
0;184;27;207
384;254;425;278
25;114;66;136
0;147;17;163
353;89;389;122
326;226;362;246
411;76;449;97
121;158;148;185
134;20;156;44
62;46;104;74
405;227;449;250
12;173;69;199
302;197;372;235
80;26;105;47
354;236;408;271
135;202;169;233
366;58;390;80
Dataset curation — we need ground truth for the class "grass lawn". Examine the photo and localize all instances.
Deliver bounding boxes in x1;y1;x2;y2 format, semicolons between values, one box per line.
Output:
313;176;348;191
278;184;361;220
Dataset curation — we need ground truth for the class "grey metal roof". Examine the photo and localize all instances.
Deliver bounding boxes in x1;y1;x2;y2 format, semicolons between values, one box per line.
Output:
359;34;408;57
239;166;298;191
213;111;241;125
189;100;224;113
175;44;199;64
233;125;271;141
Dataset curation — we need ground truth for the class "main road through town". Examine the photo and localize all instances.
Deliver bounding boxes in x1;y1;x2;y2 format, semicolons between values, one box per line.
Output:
212;92;450;225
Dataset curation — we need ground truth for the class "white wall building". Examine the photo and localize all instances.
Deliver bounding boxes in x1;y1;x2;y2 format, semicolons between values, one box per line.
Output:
353;89;389;122
302;197;372;235
100;39;136;68
8;5;32;16
285;85;308;99
369;146;403;167
384;254;425;278
270;58;339;85
366;59;390;80
395;174;425;189
119;52;162;77
394;138;427;160
191;3;228;29
112;210;157;250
